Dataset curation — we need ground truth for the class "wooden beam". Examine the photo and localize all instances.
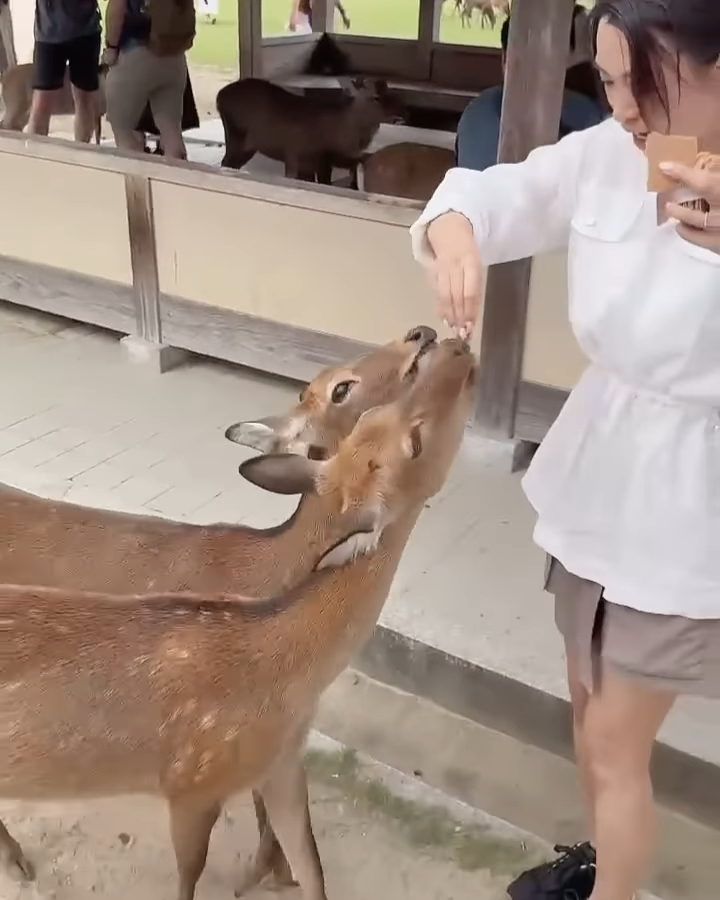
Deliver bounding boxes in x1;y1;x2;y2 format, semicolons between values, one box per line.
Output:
417;0;442;68
125;174;161;343
311;0;334;32
239;0;262;78
474;0;575;439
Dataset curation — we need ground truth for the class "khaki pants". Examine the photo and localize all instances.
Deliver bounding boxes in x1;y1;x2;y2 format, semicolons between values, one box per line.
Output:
105;43;186;134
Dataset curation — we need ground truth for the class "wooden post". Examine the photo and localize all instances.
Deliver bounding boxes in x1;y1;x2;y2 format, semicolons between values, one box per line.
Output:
312;0;335;32
239;0;263;78
417;0;442;73
125;174;161;344
474;0;575;439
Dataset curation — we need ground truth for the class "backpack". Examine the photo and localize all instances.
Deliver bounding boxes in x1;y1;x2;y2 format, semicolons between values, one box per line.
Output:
144;0;196;57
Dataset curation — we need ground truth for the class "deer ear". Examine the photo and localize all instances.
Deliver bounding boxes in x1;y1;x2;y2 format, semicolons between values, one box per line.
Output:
225;415;288;452
239;454;320;495
314;529;381;570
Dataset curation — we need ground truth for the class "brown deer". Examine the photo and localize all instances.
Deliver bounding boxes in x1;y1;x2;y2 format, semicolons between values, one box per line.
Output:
216;76;401;184
359;143;455;202
0;325;437;890
459;0;509;29
0;337;475;900
0;63;105;142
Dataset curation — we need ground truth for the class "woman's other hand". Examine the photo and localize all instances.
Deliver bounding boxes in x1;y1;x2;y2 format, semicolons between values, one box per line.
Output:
661;160;720;253
426;212;484;338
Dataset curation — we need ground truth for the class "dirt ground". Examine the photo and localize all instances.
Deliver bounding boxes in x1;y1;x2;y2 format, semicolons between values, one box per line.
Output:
0;748;540;900
189;65;237;122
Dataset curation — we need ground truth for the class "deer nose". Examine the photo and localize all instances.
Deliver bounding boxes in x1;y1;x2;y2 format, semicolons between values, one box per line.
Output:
405;326;437;345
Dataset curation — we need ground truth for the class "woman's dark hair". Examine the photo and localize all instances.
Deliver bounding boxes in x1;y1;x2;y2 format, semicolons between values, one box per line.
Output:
589;0;720;115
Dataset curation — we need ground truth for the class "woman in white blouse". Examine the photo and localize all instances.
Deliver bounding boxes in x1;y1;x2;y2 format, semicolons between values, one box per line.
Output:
411;1;720;899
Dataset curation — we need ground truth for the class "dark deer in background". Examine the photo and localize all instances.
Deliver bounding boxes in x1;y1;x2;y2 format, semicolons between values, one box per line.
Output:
216;76;402;184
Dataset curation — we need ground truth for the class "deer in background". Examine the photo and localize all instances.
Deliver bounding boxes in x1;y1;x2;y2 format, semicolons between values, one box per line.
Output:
0;337;475;900
459;0;510;29
216;76;402;184
0;325;438;892
359;142;455;202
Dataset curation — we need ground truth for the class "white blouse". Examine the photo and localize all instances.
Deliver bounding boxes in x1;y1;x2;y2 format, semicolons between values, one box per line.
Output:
411;117;720;619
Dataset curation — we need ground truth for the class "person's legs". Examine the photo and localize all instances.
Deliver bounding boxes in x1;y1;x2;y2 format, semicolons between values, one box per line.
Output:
149;54;188;160
105;45;152;153
566;647;596;827
583;667;675;900
67;33;101;143
29;41;66;136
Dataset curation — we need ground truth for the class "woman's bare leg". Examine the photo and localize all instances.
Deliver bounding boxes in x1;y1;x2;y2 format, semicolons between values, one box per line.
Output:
566;645;596;831
583;666;675;900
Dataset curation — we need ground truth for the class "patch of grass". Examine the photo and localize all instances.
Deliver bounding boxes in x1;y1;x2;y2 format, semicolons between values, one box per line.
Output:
305;747;548;878
187;0;501;70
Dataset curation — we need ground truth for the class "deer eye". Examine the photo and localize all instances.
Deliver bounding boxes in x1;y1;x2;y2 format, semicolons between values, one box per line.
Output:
331;381;355;404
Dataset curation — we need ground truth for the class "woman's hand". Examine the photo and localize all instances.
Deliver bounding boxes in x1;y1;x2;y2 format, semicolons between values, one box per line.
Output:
661;160;720;253
426;212;483;338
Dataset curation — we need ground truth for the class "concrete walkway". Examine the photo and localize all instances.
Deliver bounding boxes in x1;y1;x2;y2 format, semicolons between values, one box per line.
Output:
1;301;718;774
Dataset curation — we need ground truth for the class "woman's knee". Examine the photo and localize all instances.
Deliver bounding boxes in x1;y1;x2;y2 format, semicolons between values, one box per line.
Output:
581;669;675;785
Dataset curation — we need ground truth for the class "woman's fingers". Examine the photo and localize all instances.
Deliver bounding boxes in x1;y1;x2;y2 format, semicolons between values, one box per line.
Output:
665;202;705;229
461;258;481;335
430;257;482;336
660;161;720;204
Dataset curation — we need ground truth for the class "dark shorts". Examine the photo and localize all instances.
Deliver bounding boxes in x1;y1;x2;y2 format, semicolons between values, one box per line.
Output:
33;33;102;93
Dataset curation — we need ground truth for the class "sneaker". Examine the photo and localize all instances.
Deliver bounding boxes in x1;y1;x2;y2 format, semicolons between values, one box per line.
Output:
507;841;596;900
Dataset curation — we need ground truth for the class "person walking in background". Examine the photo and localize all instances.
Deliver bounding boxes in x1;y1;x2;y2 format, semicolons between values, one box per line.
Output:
412;1;720;899
102;0;196;160
29;0;102;142
288;0;351;34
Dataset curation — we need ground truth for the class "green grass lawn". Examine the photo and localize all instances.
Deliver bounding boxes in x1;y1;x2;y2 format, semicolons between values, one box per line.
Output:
189;0;501;70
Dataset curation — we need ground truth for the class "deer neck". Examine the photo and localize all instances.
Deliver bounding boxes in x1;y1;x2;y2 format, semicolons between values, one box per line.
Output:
240;492;370;592
272;500;424;694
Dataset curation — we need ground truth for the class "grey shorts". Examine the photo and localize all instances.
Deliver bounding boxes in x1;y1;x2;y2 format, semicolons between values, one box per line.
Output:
105;44;186;134
547;557;720;697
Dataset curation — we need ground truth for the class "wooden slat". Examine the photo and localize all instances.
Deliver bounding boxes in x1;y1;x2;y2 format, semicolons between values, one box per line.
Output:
332;34;430;82
0;132;422;227
417;0;442;67
239;0;262;78
311;0;334;32
261;33;320;78
125;174;161;343
159;293;373;382
0;255;135;334
514;380;569;443
474;0;576;438
429;44;502;92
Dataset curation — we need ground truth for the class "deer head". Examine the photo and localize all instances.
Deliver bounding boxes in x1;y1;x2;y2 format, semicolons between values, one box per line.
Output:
224;326;438;460
239;337;476;568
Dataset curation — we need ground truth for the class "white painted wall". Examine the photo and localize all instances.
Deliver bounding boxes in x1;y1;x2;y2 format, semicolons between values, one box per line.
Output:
8;0;34;65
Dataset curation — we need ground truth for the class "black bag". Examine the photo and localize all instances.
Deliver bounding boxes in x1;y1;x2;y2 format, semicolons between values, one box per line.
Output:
136;71;199;136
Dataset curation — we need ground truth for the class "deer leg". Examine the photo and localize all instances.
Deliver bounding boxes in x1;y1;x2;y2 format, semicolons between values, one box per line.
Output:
169;796;221;900
235;792;297;897
315;156;334;186
0;819;35;882
253;757;326;900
